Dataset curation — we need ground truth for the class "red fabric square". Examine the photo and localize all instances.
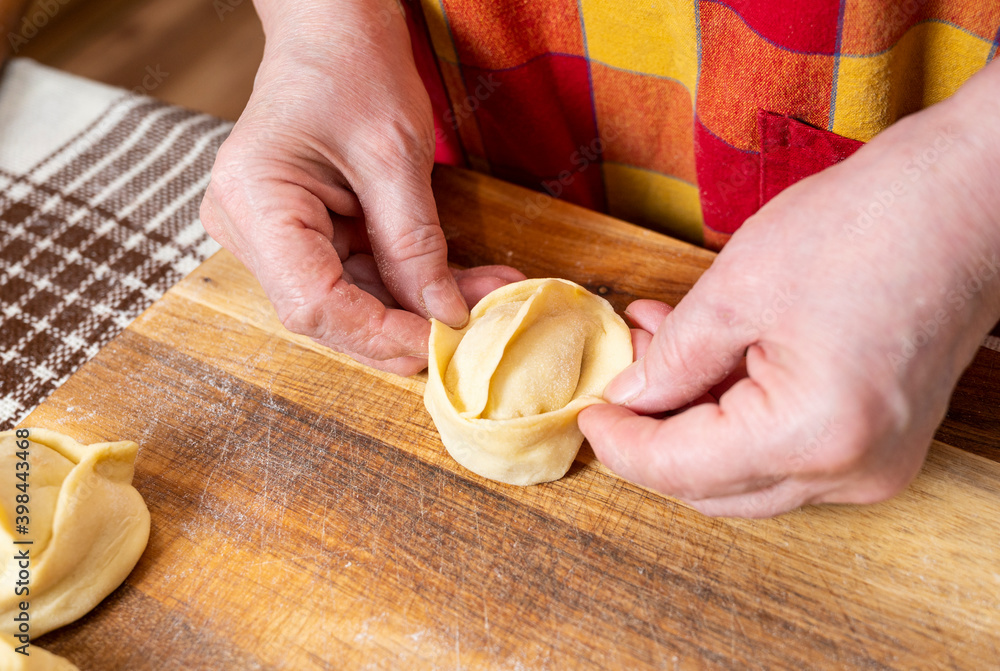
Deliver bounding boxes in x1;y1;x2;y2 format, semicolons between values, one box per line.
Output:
758;111;864;205
463;54;605;211
713;0;841;54
437;60;487;165
405;1;464;167
696;112;866;242
695;119;760;236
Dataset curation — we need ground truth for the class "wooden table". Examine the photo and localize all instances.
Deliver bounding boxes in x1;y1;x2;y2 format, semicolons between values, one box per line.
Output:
28;166;1000;669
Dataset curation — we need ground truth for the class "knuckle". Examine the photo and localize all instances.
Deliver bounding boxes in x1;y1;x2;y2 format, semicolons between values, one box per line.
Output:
198;197;218;237
820;440;868;476
198;174;266;265
275;297;323;340
647;323;737;393
384;222;445;265
809;408;874;475
645;332;700;391
276;296;402;363
643;330;675;372
786;382;882;476
199;183;226;238
364;116;434;168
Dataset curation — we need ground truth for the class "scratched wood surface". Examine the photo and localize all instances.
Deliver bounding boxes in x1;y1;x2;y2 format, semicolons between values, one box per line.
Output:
23;166;1000;670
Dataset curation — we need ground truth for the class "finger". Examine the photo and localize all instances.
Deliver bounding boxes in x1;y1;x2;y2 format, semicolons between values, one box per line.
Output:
451;265;527;283
684;479;808;519
342;349;428;377
360;173;469;327
630;328;652;361
671;391;717;414
580;377;784;501
604;287;757;413
200;188;246;258
343;254;400;307
318;322;428;375
452;265;528;308
328;213;367;261
257;217;432;362
711;358;749;399
624;299;673;332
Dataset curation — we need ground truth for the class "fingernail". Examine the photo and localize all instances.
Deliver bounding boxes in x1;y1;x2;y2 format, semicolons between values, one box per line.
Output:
422;277;469;327
604;360;646;405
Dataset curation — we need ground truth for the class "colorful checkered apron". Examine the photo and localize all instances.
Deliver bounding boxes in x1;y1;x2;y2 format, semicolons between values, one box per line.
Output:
406;0;1000;249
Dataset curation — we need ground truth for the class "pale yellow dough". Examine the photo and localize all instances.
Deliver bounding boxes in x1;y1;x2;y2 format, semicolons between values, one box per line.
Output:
0;638;78;670
0;428;150;664
425;278;632;485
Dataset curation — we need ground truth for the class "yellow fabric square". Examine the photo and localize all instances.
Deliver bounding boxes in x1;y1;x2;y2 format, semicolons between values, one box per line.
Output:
833;22;991;142
603;162;703;246
580;0;698;94
420;0;459;64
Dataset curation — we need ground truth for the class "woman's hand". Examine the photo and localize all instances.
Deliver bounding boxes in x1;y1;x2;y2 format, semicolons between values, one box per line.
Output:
580;61;1000;517
201;0;522;375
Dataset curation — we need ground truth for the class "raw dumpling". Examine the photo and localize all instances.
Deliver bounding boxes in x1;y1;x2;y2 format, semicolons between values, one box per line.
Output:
424;278;632;485
0;637;78;670
0;429;150;650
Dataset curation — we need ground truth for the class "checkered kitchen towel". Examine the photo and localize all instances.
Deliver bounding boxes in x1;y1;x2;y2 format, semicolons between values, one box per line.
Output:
0;59;230;428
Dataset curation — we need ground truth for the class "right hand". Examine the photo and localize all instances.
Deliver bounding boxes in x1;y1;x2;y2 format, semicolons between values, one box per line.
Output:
201;0;523;375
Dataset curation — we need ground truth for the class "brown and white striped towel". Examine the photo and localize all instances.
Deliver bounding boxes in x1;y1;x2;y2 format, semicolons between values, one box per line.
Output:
0;59;231;429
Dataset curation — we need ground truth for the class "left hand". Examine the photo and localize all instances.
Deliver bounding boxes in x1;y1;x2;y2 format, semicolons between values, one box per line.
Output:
578;62;1000;517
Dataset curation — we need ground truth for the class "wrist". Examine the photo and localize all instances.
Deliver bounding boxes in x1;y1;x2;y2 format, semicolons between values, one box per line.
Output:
253;0;407;51
853;66;1000;341
935;61;1000;322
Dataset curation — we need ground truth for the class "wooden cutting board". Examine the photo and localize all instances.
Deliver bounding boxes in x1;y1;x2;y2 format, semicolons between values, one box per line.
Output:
26;165;1000;669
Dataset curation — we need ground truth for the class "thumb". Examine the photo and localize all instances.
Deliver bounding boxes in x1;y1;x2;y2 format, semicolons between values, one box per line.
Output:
604;292;756;413
361;171;469;327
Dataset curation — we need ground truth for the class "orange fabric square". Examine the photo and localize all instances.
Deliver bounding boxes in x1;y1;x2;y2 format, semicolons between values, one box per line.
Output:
440;0;585;69
841;0;1000;55
591;62;697;183
697;0;834;152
